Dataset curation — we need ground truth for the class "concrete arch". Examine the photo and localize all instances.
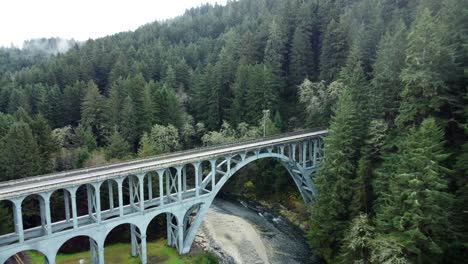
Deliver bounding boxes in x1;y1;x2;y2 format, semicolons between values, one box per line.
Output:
1;247;50;264
213;152;314;201
102;221;143;240
180;151;316;253
52;234;102;264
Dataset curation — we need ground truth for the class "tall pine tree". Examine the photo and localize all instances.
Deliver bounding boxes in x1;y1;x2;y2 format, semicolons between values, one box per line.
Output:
308;88;362;262
375;117;455;263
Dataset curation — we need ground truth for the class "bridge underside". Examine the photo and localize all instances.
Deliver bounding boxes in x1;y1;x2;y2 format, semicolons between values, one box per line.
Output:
0;134;324;264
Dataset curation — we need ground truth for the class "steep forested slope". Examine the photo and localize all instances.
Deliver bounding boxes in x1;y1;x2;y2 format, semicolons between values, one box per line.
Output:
0;0;466;263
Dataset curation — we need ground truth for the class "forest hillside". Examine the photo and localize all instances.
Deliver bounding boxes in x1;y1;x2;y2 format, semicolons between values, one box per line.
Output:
0;0;466;263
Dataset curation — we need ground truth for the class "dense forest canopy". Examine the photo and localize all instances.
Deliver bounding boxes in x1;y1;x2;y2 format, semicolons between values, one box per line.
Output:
0;0;466;263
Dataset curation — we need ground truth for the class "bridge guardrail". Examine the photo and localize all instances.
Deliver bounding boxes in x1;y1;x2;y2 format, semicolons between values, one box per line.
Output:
0;127;327;187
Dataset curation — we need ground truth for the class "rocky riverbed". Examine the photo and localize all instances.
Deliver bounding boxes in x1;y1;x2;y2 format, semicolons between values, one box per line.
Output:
194;198;322;264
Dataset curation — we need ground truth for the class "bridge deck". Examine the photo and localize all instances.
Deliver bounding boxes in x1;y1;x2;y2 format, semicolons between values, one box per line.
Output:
0;129;327;200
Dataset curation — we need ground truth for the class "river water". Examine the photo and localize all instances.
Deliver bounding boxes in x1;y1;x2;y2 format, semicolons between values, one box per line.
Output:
195;197;322;264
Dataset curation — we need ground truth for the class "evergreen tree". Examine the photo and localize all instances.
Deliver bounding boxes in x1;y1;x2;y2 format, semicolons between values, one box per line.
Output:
165;65;177;89
137;132;158;158
104;128;130;160
229;64;249;125
375;118;455;263
43;85;64;128
319;19;349;83
120;96;138;149
0;113;15;138
107;78;125;128
371;21;408;122
340;213;375;263
264;20;286;76
397;8;456;127
152;84;184;129
30;114;58;174
308;89;362;262
63;81;85;126
0;121;42;181
338;45;369;138
81;81;108;145
290;27;314;86
74;124;97;151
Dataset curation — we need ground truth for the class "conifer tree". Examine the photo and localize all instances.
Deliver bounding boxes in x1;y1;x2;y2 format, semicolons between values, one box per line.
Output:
104;128;130;161
63;81;85;126
264;20;286;76
340;213;375;263
44;85;64;128
137;132;158;158
0;121;41;181
338;45;369;139
81;81;108;145
397;8;456;127
371;21;408;122
74;124;96;151
120;96;138;149
30;114;58;174
374;117;455;263
319;19;349;83
229;64;249;125
308;88;362;262
152;84;183;129
290;27;314;86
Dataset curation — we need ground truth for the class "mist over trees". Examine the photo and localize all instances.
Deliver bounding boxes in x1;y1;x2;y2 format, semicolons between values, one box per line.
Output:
0;0;466;263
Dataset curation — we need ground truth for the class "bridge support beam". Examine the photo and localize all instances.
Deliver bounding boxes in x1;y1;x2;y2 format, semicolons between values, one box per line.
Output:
12;198;24;243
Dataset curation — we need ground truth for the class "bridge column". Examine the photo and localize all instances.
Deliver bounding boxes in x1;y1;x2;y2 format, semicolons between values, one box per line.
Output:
177;217;184;254
137;173;145;211
193;162;201;197
66;187;78;229
157;169;165;206
313;140;318;167
39;192;53;235
176;166;183;202
98;242;105;264
182;165;187;192
11;198;24;243
165;169;172;202
309;139;313;165
210;159;216;191
292;144;296;161
108;180;114;211
115;178;124;217
302;141;307;167
131;224;138;257
227;156;232;171
141;234;148;264
87;185;94;221
147;173;153;202
90;183;102;223
64;190;70;223
129;176;135;209
45;252;56;264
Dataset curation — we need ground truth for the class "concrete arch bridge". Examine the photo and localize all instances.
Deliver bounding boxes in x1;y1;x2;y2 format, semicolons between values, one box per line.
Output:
0;129;327;264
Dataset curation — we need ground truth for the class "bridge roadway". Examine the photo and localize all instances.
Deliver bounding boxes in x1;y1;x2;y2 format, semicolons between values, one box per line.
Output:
0;129;327;200
0;129;327;264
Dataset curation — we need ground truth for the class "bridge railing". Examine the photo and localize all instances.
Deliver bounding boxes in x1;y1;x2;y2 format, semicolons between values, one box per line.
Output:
0;127;327;186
